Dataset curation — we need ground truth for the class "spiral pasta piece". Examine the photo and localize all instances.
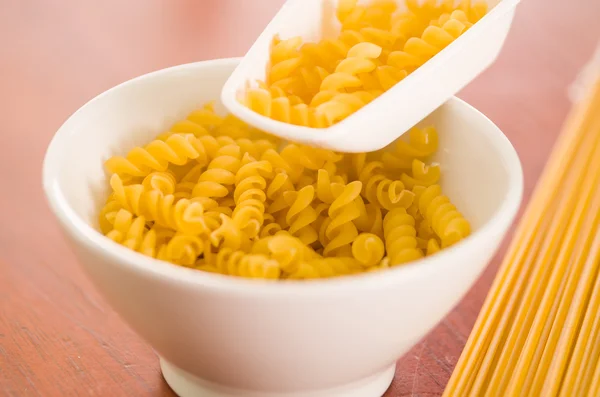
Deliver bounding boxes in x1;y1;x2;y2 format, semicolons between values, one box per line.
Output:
418;184;471;247
210;144;242;169
299;38;349;72
282;185;319;246
267;35;303;86
158;234;205;266
400;159;442;189
244;87;329;128
322;181;362;256
280;143;342;174
105;209;154;253
259;213;283;238
389;0;474;47
261;148;302;183
353;197;384;238
320;42;382;92
105;133;213;179
265;171;295;216
381;126;439;171
353;153;415;210
209;213;251;252
191;169;234;200
191;144;241;200
352;233;385;268
315;91;379;125
407;185;426;220
99;197;123;234
141;171;177;195
208;249;282;279
389;11;470;73
316;168;345;205
294;66;331;102
383;208;423;265
373;65;409;90
231;153;273;238
252;233;319;273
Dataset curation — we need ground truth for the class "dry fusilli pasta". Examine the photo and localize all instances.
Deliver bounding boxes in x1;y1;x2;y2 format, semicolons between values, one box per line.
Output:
240;0;488;128
99;102;471;280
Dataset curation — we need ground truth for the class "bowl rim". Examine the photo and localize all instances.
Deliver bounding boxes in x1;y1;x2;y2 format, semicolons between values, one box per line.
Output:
42;57;524;296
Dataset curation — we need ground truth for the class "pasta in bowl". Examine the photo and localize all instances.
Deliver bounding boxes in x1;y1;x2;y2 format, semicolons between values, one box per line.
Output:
99;102;468;278
43;58;522;397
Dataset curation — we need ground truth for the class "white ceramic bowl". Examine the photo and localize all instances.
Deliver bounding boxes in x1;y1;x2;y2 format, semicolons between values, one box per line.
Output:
43;58;523;397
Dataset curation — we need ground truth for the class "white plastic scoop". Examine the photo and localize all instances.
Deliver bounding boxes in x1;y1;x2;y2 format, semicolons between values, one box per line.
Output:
221;0;521;152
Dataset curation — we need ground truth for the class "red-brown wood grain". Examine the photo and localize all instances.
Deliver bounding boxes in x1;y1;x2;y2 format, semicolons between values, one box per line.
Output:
1;0;599;395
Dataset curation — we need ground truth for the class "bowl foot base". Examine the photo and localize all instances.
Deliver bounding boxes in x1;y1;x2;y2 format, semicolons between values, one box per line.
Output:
160;357;395;397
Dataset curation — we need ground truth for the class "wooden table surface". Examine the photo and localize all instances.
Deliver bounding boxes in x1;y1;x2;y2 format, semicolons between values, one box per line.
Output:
1;0;599;396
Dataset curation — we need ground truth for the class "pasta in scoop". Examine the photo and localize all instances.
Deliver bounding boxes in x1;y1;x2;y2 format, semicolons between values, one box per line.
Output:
240;0;488;128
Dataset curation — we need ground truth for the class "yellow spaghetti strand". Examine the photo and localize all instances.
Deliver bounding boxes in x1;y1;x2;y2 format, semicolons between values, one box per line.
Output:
560;252;600;396
548;231;600;396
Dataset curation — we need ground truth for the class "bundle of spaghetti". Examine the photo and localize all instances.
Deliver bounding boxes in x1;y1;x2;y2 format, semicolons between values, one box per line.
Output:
443;76;600;396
